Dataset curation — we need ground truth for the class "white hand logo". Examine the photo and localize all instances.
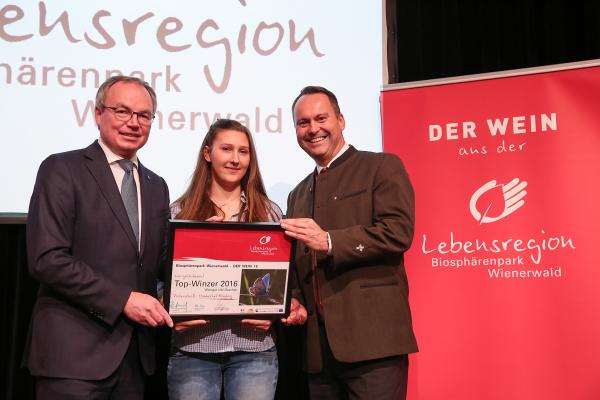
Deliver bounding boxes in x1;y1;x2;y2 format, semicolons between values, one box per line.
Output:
470;178;527;224
259;235;271;245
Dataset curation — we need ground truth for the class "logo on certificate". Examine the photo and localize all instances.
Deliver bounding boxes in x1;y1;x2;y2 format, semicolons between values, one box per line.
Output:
250;235;277;256
259;235;272;245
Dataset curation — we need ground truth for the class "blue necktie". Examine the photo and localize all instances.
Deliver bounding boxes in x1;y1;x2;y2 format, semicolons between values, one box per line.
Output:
117;159;139;245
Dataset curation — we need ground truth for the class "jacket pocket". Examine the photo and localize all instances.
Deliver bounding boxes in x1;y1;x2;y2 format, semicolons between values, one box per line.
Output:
359;279;398;289
337;187;367;201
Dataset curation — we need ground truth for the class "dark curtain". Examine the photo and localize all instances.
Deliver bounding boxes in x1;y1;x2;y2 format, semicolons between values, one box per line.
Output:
388;0;600;83
1;220;36;400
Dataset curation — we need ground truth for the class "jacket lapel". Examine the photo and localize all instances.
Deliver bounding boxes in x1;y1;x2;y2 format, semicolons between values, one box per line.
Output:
138;161;152;257
84;141;139;254
328;145;357;171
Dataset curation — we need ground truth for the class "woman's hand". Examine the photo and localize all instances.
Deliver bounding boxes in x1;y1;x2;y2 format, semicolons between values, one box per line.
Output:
174;319;209;332
206;215;225;222
240;319;273;332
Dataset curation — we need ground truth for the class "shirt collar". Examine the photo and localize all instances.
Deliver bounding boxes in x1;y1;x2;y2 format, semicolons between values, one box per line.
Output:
229;191;247;221
98;138;139;167
316;143;350;174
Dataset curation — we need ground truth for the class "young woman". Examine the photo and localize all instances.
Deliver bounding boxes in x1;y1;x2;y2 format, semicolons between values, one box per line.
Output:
167;119;302;400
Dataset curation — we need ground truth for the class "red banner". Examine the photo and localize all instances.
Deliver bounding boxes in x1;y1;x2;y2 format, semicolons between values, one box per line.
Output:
173;227;291;262
381;63;600;400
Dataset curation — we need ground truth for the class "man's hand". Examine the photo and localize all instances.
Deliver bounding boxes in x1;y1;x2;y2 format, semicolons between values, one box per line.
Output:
123;291;174;328
240;319;273;332
174;319;209;332
280;218;328;251
281;298;307;326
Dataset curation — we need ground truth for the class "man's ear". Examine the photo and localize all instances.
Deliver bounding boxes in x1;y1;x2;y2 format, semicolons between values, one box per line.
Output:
338;113;346;131
94;107;102;129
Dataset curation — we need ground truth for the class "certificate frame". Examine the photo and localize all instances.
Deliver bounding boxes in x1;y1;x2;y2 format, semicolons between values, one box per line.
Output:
164;220;294;321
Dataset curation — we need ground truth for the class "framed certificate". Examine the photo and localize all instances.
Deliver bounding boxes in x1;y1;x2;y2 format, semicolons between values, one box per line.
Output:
164;220;294;320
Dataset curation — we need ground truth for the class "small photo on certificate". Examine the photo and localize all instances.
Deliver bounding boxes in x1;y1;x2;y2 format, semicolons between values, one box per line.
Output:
239;269;287;306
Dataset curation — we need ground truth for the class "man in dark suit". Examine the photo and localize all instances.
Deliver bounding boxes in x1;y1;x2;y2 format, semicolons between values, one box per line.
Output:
281;86;418;399
26;76;173;399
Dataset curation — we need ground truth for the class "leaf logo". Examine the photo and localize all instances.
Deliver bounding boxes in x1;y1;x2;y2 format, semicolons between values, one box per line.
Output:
469;178;527;224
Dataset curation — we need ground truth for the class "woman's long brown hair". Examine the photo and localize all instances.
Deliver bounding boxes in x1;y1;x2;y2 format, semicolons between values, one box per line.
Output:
174;119;272;222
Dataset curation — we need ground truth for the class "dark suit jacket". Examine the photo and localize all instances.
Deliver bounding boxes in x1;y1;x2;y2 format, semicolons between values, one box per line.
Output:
287;146;418;373
25;141;170;380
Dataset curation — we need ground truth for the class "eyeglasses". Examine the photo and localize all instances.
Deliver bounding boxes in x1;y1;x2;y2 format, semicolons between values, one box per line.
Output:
103;106;155;126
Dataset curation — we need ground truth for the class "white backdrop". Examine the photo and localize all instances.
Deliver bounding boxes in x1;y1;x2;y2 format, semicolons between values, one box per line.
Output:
0;1;383;212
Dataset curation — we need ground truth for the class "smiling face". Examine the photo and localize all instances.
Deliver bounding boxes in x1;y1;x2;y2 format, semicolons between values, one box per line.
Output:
203;129;251;190
293;93;346;166
94;81;153;159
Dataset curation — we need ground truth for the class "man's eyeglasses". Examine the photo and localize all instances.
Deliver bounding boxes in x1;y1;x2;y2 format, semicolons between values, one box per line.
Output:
103;106;155;126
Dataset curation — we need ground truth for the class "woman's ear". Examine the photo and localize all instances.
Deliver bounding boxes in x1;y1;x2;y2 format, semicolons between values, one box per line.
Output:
203;146;211;163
